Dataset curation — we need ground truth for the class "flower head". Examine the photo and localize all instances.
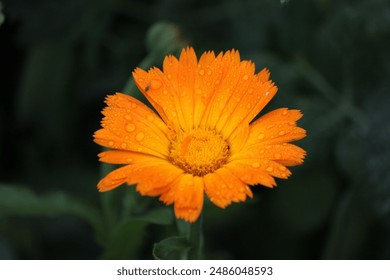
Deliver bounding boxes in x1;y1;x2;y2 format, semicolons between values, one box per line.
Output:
93;47;306;222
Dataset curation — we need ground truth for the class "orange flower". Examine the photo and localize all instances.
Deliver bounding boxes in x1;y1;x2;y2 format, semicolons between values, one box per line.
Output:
94;47;306;222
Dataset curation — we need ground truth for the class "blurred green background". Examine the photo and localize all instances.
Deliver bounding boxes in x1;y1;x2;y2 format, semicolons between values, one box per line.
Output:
1;0;390;259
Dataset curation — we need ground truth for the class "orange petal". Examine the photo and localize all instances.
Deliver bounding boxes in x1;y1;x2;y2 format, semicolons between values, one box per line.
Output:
225;160;277;188
204;167;252;209
98;156;183;195
133;48;199;131
160;174;204;222
93;93;169;158
233;143;306;167
245;108;306;146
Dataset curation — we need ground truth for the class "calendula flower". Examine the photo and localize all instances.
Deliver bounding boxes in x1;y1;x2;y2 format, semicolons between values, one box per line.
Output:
94;47;306;222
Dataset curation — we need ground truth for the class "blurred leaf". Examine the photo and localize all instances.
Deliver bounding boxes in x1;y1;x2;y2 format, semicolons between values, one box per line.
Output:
153;236;191;260
135;208;173;225
270;168;338;235
122;21;187;96
102;220;146;259
322;192;374;259
0;184;103;235
0;2;4;27
336;87;390;227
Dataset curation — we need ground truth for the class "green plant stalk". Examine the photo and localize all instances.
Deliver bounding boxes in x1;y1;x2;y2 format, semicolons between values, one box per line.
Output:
188;214;203;260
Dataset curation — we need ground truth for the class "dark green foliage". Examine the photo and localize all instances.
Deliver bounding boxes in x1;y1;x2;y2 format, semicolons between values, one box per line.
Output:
1;0;390;259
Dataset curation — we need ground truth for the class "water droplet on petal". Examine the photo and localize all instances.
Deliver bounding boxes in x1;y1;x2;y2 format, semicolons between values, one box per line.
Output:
278;166;287;171
243;75;249;80
266;166;274;172
274;153;282;159
121;143;127;149
265;91;269;96
147;114;154;122
126;158;133;163
252;162;260;168
131;102;137;109
258;133;265;140
199;69;205;76
282;109;288;116
108;141;114;147
125;115;132;121
125;124;135;132
167;74;172;80
279;130;286;136
207;70;212;75
135;132;144;141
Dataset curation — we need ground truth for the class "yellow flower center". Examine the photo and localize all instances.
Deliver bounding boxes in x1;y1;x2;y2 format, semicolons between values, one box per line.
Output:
169;128;230;176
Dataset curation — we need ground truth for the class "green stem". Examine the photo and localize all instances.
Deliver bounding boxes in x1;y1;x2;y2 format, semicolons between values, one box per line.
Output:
188;214;203;260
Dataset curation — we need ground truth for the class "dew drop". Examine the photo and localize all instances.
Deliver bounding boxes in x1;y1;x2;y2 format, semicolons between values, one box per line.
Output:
279;130;286;136
243;75;249;80
108;141;114;147
266;166;274;172
131;102;137;109
147;114;154;122
207;70;212;75
239;187;245;192
282;109;288;116
135;132;144;141
267;125;274;129
265;91;269;96
274;153;282;159
199;69;205;76
125;124;135;132
221;184;227;189
278;166;287;171
167;74;172;80
126;158;133;163
125;115;132;121
137;147;143;152
252;162;260;168
163;90;168;95
258;133;265;140
121;142;127;149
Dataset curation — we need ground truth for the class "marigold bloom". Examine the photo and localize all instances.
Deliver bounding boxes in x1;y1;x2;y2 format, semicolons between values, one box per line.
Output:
94;47;306;222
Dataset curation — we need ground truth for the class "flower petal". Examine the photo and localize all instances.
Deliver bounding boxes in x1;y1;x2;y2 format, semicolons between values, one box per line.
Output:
98;154;183;195
93;93;169;158
204;167;252;208
133;48;200;131
225;160;277;188
160;174;204;222
245;108;306;147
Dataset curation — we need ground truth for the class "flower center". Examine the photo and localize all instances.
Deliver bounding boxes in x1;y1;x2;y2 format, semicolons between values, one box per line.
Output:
168;128;230;176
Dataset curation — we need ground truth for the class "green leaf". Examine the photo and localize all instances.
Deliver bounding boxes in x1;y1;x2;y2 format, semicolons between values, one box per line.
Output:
102;220;146;259
269;168;338;235
0;184;103;235
0;2;4;27
135;208;174;225
153;236;192;260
